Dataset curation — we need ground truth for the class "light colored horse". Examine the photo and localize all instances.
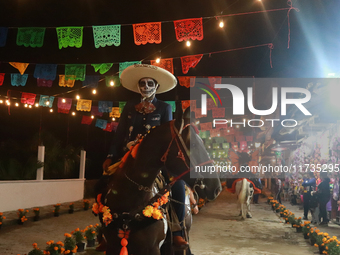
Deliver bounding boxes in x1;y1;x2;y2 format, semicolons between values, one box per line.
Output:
235;178;254;219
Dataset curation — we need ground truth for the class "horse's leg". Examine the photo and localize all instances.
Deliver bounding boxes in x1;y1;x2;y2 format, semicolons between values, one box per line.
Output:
236;179;247;219
246;182;254;218
235;181;242;216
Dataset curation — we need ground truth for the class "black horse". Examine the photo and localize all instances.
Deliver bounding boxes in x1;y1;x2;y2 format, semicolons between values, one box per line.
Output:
97;109;221;255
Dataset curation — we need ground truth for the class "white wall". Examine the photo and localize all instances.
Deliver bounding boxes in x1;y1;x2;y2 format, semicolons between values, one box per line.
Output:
0;179;85;212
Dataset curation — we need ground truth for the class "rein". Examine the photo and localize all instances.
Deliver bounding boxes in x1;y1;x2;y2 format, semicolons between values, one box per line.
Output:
161;120;214;186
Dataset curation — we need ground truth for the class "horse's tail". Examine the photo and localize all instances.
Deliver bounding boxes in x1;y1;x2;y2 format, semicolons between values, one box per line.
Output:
238;178;248;219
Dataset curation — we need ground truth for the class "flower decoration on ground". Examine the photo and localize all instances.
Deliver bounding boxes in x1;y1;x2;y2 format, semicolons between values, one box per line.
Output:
83;199;90;210
69;203;74;214
28;243;44;255
64;233;77;254
17;209;29;224
72;228;85;244
94;223;100;231
324;235;340;255
143;192;169;220
287;213;297;226
45;240;64;255
293;217;303;228
0;212;6;226
198;198;206;209
33;208;40;216
310;227;318;244
84;225;96;240
302;221;311;236
53;204;61;216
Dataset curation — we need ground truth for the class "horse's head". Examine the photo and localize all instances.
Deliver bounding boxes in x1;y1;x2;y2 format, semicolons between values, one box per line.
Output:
164;107;221;201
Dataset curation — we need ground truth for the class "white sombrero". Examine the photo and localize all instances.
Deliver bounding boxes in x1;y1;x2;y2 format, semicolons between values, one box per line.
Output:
120;64;177;94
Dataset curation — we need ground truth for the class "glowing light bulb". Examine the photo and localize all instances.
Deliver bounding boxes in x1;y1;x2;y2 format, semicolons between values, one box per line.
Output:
45;101;50;106
92;89;97;94
236;125;240;128
156;58;161;63
15;103;19;107
112;117;115;121
76;95;80;100
35;103;39;107
110;80;114;86
72;112;76;116
186;41;191;47
219;21;224;28
62;98;66;103
50;109;53;113
28;105;32;108
0;100;3;104
6;101;10;106
91;115;94;119
24;104;28;108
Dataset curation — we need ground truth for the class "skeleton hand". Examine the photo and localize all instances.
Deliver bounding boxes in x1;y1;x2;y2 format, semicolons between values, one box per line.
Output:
192;205;199;215
126;141;135;150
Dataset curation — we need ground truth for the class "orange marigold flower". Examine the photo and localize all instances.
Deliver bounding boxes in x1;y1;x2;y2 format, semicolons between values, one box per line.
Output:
143;205;154;218
152;209;163;220
54;247;58;250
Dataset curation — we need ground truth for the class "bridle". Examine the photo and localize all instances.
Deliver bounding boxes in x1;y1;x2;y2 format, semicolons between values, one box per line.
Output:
160;120;214;187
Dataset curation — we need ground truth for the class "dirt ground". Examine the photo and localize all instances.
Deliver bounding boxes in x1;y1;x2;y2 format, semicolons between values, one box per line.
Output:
189;190;315;255
0;190;322;255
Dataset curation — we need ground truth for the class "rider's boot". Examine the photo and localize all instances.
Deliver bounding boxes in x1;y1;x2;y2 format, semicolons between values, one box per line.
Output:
95;238;107;252
173;235;189;248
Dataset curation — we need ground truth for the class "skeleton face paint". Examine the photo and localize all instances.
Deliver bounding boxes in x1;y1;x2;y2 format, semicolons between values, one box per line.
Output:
138;78;158;99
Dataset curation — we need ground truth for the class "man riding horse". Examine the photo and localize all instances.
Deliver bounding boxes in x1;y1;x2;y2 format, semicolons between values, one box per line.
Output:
99;64;191;250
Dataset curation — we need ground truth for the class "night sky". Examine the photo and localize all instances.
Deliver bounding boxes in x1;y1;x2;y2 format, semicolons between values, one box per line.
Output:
0;0;339;178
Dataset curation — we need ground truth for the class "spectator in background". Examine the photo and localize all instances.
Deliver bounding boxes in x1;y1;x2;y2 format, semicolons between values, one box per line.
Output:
283;177;289;201
317;172;331;226
302;172;316;220
275;177;282;204
253;177;262;204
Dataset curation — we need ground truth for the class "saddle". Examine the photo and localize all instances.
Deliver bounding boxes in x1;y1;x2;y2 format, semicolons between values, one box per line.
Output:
226;178;262;194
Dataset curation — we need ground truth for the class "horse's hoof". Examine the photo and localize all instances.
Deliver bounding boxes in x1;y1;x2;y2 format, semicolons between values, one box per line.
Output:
246;214;252;218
